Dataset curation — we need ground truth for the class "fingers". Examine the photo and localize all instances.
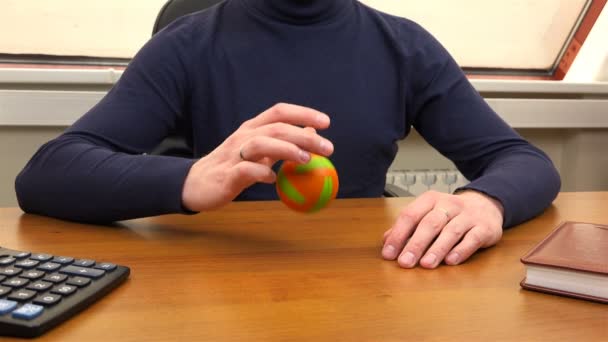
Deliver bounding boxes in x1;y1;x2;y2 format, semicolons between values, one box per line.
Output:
240;136;311;164
381;192;437;260
381;190;505;269
228;161;276;193
444;226;487;266
241;123;333;161
397;203;462;268
418;214;472;268
244;103;331;130
181;104;332;213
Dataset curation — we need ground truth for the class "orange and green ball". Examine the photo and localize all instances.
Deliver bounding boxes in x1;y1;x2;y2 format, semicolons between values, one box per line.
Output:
276;154;339;213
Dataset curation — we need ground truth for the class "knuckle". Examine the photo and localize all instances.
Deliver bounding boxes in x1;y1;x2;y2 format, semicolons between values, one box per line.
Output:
447;195;465;209
398;211;417;226
246;137;265;154
241;118;255;129
289;145;302;157
432;244;451;257
272;103;288;116
266;123;287;138
262;169;276;183
494;226;503;240
427;220;442;234
468;231;484;247
422;190;439;200
485;225;503;246
407;240;426;254
304;129;318;143
233;164;249;179
446;225;466;239
385;225;409;244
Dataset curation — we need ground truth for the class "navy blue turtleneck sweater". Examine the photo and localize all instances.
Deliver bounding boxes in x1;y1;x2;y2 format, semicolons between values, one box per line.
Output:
15;0;560;226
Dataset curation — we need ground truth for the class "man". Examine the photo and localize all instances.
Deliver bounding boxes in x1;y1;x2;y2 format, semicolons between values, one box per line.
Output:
15;0;560;269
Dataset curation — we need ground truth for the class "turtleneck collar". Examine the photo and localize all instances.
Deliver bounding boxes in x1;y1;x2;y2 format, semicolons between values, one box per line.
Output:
240;0;353;25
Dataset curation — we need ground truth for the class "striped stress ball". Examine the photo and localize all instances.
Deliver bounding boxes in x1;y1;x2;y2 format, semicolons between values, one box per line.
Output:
276;154;339;213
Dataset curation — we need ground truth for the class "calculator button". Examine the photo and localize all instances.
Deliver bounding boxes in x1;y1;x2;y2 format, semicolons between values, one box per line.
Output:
38;262;62;272
15;259;40;269
12;303;44;320
66;277;91;287
33;293;62;306
53;256;74;265
60;265;105;279
43;273;67;283
2;277;29;288
0;275;5;282
51;285;77;296
21;270;45;280
0;267;22;276
0;286;11;296
73;259;96;267
31;254;53;262
8;289;37;302
0;257;16;266
26;281;53;292
95;263;117;272
0;299;18;314
14;252;31;259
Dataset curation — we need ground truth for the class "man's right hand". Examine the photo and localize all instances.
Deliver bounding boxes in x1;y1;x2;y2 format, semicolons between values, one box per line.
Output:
181;103;334;212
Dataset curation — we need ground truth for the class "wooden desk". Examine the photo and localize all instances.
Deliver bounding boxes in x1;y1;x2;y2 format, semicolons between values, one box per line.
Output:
1;192;606;341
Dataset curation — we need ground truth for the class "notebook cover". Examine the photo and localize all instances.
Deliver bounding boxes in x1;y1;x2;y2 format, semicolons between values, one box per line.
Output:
520;221;608;275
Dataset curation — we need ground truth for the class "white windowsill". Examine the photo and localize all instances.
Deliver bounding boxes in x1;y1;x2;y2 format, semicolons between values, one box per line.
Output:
1;67;608;127
2;67;608;94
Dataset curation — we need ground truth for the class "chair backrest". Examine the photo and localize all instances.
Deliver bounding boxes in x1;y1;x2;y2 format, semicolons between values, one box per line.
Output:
150;0;224;157
153;0;225;35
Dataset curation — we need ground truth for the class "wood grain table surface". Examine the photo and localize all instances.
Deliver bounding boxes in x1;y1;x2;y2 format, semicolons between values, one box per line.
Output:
0;192;606;341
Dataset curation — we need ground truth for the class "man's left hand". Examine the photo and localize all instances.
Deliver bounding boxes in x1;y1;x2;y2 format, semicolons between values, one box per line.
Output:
381;190;504;268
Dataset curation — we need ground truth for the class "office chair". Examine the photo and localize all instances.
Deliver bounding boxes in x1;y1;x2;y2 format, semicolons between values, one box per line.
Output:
150;0;410;197
153;0;224;35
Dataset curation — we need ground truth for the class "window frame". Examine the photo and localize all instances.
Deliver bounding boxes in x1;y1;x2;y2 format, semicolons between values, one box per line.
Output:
465;0;607;80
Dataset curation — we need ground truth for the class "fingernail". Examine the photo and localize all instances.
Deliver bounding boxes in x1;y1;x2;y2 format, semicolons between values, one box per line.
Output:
382;245;398;260
421;253;437;267
319;140;333;154
446;252;460;265
316;114;330;126
398;251;416;268
299;150;310;163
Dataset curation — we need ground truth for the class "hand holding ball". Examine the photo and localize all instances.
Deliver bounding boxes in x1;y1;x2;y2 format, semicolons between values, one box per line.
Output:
276;154;339;212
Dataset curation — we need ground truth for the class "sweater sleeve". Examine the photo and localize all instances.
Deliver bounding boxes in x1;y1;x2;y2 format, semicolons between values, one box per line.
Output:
402;24;561;228
15;18;199;223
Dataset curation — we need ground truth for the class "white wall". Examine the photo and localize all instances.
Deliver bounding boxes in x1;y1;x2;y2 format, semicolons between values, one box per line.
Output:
1;0;165;58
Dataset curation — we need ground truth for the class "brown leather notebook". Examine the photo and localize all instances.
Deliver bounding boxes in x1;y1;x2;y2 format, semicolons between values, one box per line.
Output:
520;221;608;304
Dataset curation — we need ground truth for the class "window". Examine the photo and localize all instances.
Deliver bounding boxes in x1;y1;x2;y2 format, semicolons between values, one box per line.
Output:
361;0;606;78
1;0;605;79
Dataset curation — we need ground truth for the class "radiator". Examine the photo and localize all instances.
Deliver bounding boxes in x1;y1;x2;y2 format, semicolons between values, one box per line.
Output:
386;169;469;196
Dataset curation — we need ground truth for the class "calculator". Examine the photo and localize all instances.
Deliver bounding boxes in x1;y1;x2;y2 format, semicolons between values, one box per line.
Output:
0;246;130;338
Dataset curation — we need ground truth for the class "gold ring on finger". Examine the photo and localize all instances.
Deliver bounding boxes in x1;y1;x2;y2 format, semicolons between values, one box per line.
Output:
239;147;247;161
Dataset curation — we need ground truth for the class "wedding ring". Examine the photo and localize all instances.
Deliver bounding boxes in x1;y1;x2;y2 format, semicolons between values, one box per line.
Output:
239;147;247;161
